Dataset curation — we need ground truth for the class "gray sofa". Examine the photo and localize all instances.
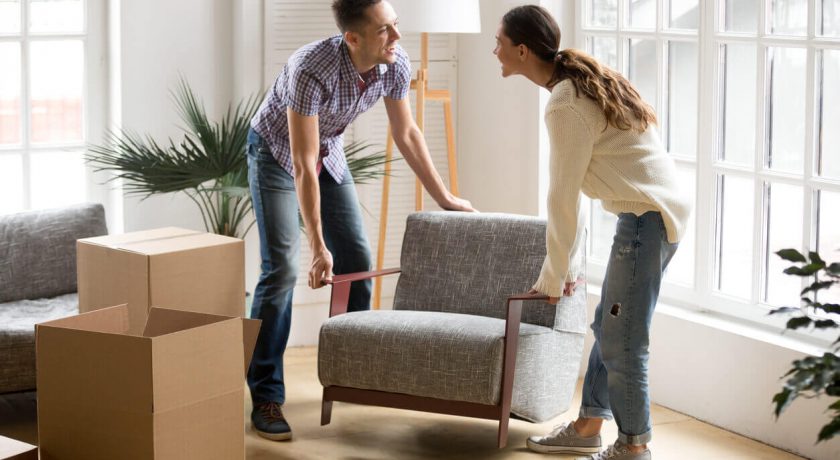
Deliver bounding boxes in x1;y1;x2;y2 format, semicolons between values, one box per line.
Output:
0;203;108;394
318;212;587;447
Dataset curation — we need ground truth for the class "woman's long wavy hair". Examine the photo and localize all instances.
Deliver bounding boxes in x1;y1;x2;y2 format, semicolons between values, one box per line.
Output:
502;5;657;132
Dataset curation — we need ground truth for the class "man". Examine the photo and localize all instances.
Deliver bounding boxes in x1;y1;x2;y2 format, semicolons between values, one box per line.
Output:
246;0;475;441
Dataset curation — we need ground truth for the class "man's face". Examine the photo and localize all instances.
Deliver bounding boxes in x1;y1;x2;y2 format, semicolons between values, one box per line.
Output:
354;1;401;65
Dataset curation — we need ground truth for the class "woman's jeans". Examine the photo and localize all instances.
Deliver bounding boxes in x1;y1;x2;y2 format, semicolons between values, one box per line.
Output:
246;128;372;405
579;211;678;445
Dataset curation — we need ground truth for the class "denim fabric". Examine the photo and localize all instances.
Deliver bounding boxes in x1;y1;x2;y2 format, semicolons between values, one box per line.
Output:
246;128;372;405
579;211;678;446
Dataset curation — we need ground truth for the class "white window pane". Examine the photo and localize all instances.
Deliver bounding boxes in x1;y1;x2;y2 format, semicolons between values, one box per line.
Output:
0;154;24;214
665;165;695;286
725;0;759;33
29;0;84;34
818;190;840;305
772;0;808;35
29;40;83;144
0;42;21;146
769;47;806;173
668;41;697;157
628;0;656;29
30;151;85;209
590;200;617;262
823;0;840;36
0;0;20;33
669;0;699;29
588;36;618;71
765;183;804;307
717;175;755;299
588;0;618;28
721;44;757;166
820;50;840;179
628;39;657;109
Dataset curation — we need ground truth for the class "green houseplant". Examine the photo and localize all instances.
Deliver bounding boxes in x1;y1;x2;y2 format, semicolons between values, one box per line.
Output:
771;248;840;442
86;79;392;239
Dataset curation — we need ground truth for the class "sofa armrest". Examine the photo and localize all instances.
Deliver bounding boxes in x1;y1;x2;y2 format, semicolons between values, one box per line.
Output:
326;268;401;317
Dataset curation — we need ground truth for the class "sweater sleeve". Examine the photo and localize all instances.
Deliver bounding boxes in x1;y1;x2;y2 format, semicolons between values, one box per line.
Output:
532;105;594;297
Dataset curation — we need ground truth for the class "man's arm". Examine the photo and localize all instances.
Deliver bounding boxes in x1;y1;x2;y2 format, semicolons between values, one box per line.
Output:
383;96;476;212
288;107;333;289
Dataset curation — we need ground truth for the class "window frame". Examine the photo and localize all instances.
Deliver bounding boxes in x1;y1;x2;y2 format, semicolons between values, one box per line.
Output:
575;0;840;345
0;0;108;213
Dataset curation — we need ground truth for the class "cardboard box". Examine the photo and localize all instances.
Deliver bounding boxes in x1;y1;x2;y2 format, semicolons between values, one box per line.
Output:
36;305;260;460
0;435;37;460
77;227;245;333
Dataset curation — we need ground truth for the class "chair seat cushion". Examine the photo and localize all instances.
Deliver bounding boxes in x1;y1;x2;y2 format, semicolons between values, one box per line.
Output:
0;293;79;393
318;309;583;421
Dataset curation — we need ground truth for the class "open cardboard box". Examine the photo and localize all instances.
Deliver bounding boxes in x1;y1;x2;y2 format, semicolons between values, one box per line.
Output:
0;435;37;460
77;227;245;334
36;305;260;460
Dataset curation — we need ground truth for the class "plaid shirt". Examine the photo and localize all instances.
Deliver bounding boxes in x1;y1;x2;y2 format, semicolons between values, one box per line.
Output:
251;35;412;183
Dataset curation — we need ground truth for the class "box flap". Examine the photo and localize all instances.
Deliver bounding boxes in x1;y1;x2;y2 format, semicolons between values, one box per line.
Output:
122;233;242;256
77;227;198;248
241;318;261;375
150;318;242;413
38;304;131;334
143;307;232;338
0;435;37;460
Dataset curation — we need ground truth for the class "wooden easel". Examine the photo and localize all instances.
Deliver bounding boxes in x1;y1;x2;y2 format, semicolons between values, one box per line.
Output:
373;33;459;308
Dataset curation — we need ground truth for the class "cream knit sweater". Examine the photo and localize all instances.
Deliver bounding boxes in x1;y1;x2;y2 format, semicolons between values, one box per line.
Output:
533;80;693;297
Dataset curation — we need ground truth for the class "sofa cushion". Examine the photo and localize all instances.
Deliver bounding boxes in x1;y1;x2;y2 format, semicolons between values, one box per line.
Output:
0;203;107;303
0;293;79;393
393;212;557;328
318;308;584;422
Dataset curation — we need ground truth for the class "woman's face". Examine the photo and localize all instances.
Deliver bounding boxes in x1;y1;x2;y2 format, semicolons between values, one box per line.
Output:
493;24;520;78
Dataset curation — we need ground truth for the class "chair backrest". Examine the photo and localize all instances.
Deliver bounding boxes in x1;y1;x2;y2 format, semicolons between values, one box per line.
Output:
393;212;557;328
0;203;108;303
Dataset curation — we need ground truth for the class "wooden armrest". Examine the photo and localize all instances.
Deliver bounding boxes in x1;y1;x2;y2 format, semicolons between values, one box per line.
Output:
327;268;401;317
506;291;550;301
327;267;401;285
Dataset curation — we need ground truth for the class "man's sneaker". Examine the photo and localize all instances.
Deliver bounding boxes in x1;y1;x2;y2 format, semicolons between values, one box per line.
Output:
582;441;651;460
526;421;602;454
251;401;292;441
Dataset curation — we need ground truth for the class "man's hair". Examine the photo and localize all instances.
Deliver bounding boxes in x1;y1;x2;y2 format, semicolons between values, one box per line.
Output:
332;0;382;33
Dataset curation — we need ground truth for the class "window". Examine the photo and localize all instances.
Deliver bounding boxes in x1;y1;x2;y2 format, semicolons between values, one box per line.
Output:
0;0;105;214
577;0;840;336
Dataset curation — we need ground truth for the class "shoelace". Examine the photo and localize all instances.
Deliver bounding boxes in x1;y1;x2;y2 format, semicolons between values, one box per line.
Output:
592;442;629;459
548;421;575;437
259;402;286;422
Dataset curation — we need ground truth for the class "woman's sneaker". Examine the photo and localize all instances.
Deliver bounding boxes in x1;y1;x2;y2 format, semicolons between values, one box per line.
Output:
526;421;602;454
587;441;651;459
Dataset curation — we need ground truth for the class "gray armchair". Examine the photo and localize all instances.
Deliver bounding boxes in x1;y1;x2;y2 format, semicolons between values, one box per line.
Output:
318;212;587;447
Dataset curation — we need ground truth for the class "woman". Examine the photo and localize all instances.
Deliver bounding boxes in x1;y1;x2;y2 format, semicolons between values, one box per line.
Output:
495;5;691;460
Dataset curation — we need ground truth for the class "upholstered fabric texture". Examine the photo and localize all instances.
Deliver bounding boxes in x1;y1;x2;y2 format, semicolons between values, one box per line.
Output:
393;212;557;328
318;212;588;423
0;293;79;393
0;203;108;303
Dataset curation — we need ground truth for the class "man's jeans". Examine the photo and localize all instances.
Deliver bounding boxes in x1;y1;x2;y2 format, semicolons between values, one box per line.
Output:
579;211;678;446
246;128;372;405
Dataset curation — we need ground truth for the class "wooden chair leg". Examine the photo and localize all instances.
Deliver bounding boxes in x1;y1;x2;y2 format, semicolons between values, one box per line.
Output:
321;398;333;426
498;412;510;448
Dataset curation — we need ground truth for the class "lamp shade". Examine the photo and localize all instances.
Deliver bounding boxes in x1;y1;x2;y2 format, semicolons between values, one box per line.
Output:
388;0;481;34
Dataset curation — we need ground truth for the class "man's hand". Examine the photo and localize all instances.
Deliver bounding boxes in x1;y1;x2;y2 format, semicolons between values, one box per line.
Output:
529;278;585;304
440;195;477;212
309;247;334;289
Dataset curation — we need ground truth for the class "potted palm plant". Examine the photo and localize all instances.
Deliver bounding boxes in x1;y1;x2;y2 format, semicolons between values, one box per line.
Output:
86;78;392;239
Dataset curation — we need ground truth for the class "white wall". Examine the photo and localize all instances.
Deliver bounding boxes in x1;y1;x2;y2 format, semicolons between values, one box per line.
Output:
113;0;234;234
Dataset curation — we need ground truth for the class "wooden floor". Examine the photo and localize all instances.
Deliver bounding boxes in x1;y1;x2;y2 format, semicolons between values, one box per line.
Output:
0;346;804;459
